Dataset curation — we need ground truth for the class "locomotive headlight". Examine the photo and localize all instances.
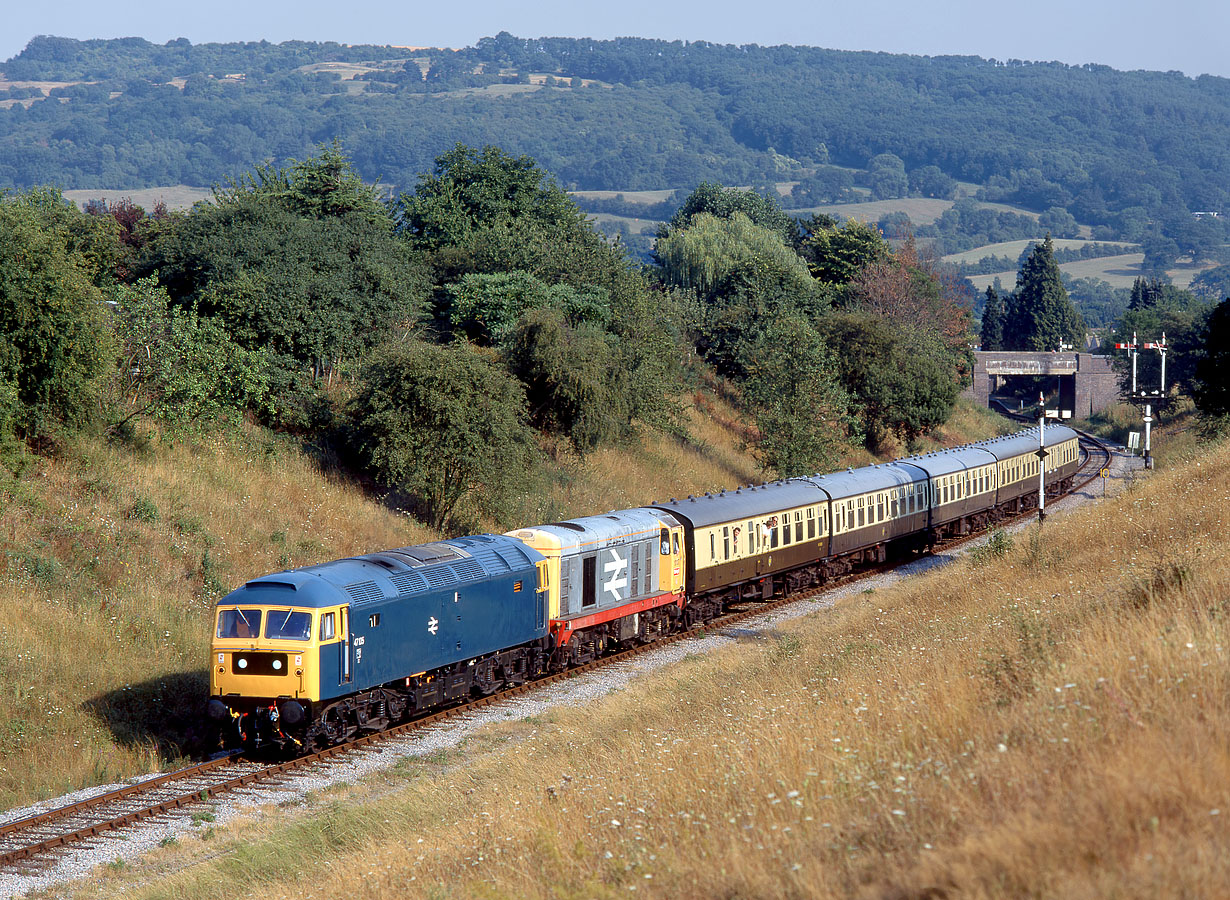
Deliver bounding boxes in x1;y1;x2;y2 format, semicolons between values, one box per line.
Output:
237;657;248;669
272;659;283;671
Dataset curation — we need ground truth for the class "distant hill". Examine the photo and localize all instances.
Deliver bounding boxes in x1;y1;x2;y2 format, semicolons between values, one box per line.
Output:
2;33;1229;244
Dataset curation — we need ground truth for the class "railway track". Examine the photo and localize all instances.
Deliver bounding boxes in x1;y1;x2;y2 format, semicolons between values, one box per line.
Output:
0;429;1116;876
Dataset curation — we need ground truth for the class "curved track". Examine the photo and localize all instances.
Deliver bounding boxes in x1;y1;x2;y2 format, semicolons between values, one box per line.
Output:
0;428;1114;874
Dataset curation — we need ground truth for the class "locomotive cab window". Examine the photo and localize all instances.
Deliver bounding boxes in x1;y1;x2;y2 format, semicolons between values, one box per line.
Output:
660;527;671;555
266;609;312;641
320;611;335;641
218;608;262;639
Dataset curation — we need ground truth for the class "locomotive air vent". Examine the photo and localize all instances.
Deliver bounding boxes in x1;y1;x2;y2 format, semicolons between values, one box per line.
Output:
514;531;535;540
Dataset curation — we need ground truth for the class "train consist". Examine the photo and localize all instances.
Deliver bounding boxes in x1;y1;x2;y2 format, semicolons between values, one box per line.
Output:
207;426;1081;750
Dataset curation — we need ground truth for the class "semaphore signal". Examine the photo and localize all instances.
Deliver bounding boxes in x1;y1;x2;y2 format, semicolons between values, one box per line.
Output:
1114;331;1168;469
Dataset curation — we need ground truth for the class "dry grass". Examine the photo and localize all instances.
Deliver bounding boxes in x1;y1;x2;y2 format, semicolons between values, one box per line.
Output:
967;254;1219;291
62;433;1230;900
570;189;676;205
585;212;661;234
943;239;1136;265
61;186;213;212
0;427;429;807
791;198;956;226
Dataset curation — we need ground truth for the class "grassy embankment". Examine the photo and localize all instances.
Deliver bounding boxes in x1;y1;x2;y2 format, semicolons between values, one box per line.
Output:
61;430;1230;900
0;394;1005;811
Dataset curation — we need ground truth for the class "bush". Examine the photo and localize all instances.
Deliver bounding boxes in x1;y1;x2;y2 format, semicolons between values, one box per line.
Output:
348;340;537;531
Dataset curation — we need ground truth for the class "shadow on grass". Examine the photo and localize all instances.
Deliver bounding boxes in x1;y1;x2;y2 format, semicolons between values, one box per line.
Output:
82;669;213;762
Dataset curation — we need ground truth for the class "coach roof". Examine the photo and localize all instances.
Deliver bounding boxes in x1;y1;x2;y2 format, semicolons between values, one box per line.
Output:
651;481;826;529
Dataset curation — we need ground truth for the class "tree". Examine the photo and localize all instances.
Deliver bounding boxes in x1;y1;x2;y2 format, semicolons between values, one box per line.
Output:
348;340;536;532
981;286;1005;350
137;145;428;389
445;271;608;345
818;312;958;452
908;165;957;200
502;307;628;454
107;277;271;433
867;153;908;200
1141;233;1180;277
797;216;888;290
1038;206;1079;238
396;143;589;253
740;316;850;477
1003;236;1085;351
1188;265;1230;302
1190;298;1230;419
1111;285;1209;398
654;211;815;301
0;191;112;441
663;182;795;243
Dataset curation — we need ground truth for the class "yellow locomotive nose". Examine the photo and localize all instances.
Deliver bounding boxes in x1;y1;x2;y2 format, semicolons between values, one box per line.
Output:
210;606;316;703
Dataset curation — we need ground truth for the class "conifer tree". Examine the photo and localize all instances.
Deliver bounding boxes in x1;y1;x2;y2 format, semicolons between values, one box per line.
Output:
1004;235;1085;351
980;285;1004;350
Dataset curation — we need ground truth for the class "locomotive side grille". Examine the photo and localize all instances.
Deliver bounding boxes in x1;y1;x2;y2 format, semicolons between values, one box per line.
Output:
422;567;456;589
345;580;383;604
494;548;524;571
451;558;486;581
390;571;429;597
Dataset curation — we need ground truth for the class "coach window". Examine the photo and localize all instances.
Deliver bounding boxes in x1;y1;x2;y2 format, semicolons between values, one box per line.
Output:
857;498;865;527
877;496;884;521
710;532;717;562
794;511;803;542
748;522;755;554
723;527;730;560
806;508;815;539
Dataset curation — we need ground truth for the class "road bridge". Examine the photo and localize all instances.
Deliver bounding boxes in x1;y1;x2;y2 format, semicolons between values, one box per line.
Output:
962;351;1119;418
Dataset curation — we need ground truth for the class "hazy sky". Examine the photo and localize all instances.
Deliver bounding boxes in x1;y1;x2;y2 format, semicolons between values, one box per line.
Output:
3;0;1227;79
